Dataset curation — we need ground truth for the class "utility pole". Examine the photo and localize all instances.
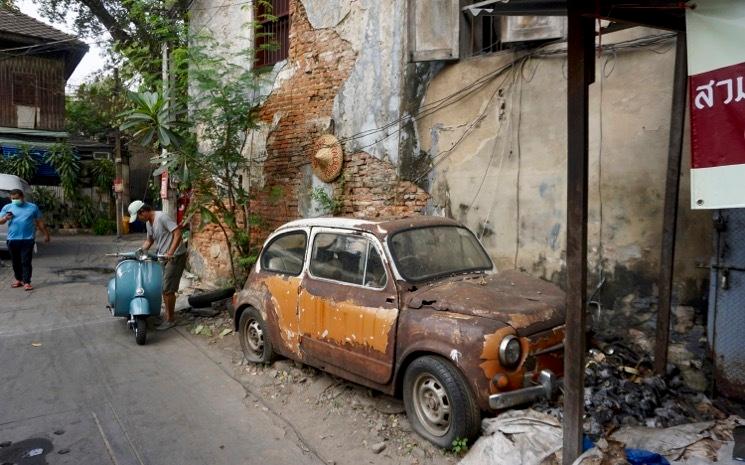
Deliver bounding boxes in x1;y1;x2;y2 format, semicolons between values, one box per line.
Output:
160;42;177;217
114;67;123;237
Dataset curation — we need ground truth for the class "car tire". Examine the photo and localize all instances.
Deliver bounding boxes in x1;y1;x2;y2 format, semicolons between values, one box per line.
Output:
188;287;235;308
239;307;275;364
403;355;481;448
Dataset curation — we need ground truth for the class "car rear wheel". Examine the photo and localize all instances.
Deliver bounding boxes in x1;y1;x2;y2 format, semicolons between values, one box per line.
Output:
403;355;481;448
239;308;275;364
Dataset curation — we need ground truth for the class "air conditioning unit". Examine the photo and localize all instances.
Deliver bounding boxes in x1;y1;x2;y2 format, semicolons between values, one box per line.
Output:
501;16;565;43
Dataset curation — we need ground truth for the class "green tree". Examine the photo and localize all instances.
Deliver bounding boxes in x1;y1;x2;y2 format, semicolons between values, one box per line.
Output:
66;74;129;140
45;143;81;201
4;145;38;182
121;36;264;285
33;0;190;89
119;91;185;149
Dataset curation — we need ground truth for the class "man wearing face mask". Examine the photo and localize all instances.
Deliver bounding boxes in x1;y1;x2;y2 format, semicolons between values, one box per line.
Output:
0;189;50;290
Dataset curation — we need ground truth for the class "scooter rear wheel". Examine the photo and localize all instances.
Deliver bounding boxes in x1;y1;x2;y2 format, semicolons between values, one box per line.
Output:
135;317;147;345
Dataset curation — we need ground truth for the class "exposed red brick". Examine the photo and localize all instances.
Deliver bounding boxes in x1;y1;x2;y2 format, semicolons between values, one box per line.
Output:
191;0;431;282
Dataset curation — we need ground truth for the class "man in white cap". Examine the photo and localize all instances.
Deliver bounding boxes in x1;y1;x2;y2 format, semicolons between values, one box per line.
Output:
128;200;186;330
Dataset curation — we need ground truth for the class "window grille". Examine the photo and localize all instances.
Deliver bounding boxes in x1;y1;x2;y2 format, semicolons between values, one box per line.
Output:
255;0;290;67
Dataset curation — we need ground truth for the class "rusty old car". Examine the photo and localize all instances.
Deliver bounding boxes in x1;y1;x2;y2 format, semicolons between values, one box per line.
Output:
230;216;565;447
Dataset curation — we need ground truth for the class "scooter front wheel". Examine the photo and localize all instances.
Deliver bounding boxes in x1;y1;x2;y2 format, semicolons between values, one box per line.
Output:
135;317;147;345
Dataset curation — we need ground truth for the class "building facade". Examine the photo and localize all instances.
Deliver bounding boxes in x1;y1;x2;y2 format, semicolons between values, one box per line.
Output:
188;0;710;308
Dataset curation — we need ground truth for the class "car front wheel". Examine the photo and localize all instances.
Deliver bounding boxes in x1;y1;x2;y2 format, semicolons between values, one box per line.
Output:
403;355;481;448
238;307;275;364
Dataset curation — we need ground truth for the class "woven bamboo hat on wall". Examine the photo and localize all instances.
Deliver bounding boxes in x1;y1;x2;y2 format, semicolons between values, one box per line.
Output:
312;134;344;182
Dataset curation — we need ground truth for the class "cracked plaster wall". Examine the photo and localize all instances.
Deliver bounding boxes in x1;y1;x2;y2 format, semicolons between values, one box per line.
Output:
303;0;407;165
416;28;712;306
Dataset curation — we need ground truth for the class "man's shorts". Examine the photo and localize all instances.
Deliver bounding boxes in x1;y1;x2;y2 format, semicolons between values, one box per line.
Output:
163;253;187;294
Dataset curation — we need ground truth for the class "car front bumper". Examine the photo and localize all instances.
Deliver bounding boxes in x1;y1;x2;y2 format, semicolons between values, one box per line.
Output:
489;369;559;410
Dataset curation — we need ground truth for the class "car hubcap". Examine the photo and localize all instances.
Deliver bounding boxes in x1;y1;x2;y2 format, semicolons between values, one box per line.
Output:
412;373;451;437
246;319;264;355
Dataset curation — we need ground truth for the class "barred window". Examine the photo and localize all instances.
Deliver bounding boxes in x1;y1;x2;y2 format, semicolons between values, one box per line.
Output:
255;0;290;68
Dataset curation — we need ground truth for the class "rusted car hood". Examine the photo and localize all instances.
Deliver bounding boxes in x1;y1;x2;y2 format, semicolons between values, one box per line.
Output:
404;270;565;336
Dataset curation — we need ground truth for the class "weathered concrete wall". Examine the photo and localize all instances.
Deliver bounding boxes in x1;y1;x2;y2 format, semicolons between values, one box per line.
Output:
187;3;710;307
188;0;428;282
417;28;711;305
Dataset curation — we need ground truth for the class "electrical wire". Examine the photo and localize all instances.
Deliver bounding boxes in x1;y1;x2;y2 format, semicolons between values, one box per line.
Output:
333;33;675;154
0;37;82;53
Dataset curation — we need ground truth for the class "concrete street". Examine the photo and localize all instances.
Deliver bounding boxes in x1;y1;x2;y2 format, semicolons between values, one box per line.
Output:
0;235;323;465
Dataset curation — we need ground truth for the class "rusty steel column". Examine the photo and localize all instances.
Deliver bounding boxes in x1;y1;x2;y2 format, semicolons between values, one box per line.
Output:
563;6;594;465
655;33;688;375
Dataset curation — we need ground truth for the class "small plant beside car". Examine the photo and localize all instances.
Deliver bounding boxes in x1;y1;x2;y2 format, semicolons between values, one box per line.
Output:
450;437;469;455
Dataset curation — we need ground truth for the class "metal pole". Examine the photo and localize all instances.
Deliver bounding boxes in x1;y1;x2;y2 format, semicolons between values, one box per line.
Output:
115;130;122;237
563;6;594;465
114;67;123;237
654;33;688;375
161;42;172;216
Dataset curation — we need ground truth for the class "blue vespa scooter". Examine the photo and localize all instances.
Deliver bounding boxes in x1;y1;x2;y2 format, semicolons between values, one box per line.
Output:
106;251;165;345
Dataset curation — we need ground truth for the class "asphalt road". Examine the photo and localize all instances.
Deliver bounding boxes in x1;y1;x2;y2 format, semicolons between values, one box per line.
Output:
0;235;321;465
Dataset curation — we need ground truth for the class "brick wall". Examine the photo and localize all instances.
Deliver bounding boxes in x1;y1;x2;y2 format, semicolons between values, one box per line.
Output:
251;0;356;230
189;0;431;283
339;152;429;218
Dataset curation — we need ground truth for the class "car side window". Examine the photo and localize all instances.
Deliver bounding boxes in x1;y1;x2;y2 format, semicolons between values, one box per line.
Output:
260;231;307;276
310;232;387;289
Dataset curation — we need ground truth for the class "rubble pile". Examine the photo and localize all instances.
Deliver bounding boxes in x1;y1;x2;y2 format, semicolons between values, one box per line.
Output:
582;344;722;437
535;338;726;439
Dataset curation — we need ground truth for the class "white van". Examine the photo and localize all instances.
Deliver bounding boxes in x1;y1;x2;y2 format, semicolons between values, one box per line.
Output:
0;174;33;252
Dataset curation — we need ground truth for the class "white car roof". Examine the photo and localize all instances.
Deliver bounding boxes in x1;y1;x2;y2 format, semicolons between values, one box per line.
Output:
277;217;377;231
0;173;31;193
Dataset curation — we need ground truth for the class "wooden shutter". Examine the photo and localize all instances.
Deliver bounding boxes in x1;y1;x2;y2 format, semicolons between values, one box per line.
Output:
408;0;460;62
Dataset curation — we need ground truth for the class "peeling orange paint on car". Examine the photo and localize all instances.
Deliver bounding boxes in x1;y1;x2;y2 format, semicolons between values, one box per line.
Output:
263;274;302;354
298;289;397;353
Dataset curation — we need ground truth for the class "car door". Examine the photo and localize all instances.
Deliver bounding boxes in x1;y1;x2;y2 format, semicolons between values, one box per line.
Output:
255;228;309;356
298;228;399;384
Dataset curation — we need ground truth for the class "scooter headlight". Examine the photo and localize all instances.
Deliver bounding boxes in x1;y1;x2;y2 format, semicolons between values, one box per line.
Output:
499;335;522;368
135;287;145;296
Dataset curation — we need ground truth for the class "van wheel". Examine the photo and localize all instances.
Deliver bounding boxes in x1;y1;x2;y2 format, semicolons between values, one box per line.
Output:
239;308;275;363
403;355;481;448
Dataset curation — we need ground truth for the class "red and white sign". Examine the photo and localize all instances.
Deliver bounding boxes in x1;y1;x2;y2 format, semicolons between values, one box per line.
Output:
687;1;745;209
160;170;169;199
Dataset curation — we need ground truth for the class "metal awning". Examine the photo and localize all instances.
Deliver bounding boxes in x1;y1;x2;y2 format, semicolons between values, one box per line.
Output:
0;127;69;139
473;0;685;30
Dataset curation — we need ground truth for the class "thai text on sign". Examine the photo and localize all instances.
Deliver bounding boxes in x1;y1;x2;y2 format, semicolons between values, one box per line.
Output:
687;0;745;209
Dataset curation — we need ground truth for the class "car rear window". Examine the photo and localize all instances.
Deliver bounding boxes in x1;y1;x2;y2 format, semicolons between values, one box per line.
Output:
260;231;307;276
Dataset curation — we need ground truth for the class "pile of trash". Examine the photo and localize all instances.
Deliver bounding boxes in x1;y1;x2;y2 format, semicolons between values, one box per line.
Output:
458;409;744;465
535;337;726;439
582;338;724;437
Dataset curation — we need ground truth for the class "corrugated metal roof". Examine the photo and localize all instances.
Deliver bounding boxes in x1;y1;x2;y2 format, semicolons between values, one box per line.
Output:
0;7;83;45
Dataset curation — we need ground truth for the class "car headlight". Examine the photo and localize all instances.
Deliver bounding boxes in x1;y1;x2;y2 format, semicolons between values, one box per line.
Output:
499;335;522;368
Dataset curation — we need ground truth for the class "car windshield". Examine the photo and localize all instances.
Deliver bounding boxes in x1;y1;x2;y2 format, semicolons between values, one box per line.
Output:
389;226;493;282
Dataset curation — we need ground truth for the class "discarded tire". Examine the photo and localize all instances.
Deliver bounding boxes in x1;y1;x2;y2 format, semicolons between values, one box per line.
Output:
188;287;235;308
